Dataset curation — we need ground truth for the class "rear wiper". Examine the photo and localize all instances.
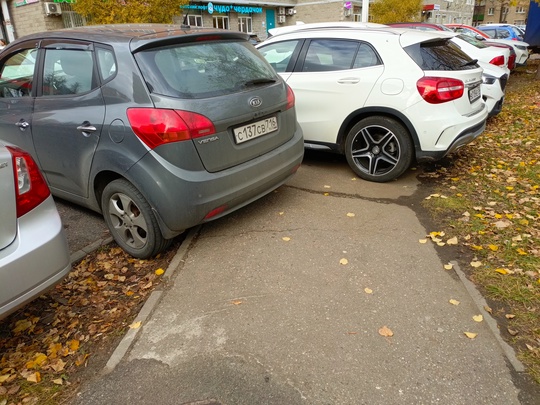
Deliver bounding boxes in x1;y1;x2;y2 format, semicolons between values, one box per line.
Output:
242;78;277;87
461;59;478;67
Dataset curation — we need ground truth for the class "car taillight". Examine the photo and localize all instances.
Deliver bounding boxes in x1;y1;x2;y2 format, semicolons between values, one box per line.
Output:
127;108;216;149
489;55;505;66
6;146;51;218
416;77;464;104
508;54;516;70
286;84;295;110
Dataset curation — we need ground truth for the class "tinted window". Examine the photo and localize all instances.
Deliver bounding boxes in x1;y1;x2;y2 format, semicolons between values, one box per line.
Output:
43;49;96;96
404;38;476;71
258;40;300;72
0;49;36;97
135;40;277;99
482;28;497;38
302;39;358;72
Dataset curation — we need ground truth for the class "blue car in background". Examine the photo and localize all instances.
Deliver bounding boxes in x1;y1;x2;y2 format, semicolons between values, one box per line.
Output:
477;24;524;41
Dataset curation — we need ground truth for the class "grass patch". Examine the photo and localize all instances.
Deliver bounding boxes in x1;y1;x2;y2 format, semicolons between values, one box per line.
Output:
421;59;540;383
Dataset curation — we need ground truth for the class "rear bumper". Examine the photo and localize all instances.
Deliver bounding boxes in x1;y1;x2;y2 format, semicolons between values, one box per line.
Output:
126;125;304;239
416;119;487;162
0;196;71;320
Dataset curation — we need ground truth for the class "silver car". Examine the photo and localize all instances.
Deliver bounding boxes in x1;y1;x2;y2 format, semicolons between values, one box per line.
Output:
0;24;304;258
0;141;71;320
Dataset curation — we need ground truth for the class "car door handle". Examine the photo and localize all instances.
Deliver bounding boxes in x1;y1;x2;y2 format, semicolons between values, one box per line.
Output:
15;119;30;130
77;121;97;137
337;78;360;84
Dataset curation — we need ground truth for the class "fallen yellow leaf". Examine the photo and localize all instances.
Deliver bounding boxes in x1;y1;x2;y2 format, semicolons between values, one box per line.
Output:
470;261;482;268
464;332;477;339
444;263;453;270
346;213;355;217
323;192;329;196
26;372;41;383
155;268;165;276
69;339;80;352
129;321;142;329
231;300;243;305
378;326;394;337
324;185;331;188
0;374;10;383
495;268;508;275
282;237;291;242
472;315;483;323
449;299;460;306
488;244;499;251
340;258;349;265
419;239;428;244
364;288;373;294
447;237;458;245
53;378;63;385
505;314;516;319
279;211;284;215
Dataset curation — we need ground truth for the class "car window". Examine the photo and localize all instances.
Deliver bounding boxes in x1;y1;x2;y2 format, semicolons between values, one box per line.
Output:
43;49;96;96
404;38;475;71
456;34;488;49
258;40;300;72
302;39;358;72
353;43;382;68
135;40;277;99
497;29;511;39
96;47;117;82
0;49;37;98
481;28;496;38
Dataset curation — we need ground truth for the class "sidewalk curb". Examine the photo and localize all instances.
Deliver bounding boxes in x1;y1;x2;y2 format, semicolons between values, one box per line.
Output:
100;226;201;375
451;260;525;373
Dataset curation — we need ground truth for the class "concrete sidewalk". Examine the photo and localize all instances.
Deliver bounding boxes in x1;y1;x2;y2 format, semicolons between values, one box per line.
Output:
72;163;526;405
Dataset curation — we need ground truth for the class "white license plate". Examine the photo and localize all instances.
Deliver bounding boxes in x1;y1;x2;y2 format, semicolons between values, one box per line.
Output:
469;85;481;103
234;117;278;144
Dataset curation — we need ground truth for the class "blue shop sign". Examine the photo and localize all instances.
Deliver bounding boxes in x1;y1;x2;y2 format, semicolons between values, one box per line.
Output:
181;2;263;14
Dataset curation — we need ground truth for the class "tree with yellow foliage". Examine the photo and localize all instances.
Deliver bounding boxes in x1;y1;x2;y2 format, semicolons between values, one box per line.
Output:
72;0;188;25
369;0;424;24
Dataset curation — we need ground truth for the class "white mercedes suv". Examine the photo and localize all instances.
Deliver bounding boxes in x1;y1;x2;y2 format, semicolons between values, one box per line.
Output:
257;24;489;182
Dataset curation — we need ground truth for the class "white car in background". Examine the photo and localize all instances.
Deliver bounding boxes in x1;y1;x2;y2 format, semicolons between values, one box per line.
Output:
450;34;511;75
478;61;508;117
257;25;488;182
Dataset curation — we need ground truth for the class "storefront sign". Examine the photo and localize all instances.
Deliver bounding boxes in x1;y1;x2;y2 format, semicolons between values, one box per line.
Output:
181;2;263;14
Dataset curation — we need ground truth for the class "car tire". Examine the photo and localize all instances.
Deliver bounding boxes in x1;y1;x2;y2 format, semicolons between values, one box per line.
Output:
345;116;413;183
101;179;170;259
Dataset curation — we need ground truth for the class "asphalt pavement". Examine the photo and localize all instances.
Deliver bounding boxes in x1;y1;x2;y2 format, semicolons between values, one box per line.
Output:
66;152;537;405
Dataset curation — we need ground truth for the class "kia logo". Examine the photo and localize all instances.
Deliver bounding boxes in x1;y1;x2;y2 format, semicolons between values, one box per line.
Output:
249;97;262;108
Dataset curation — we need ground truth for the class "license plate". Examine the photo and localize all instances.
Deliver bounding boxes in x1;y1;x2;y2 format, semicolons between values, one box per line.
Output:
468;85;481;103
234;117;278;144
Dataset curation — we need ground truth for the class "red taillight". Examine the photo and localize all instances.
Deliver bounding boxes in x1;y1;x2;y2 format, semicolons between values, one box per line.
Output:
127;108;216;149
416;77;464;104
6;146;51;218
508;54;516;70
286;84;295;110
489;55;505;66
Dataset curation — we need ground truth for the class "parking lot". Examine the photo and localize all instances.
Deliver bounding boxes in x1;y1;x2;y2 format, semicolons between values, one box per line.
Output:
69;151;531;405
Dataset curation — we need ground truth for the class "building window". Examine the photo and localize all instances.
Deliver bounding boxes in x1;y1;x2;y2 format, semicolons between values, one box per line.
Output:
213;16;229;30
487;7;494;15
516;6;525;13
238;16;252;33
188;15;203;27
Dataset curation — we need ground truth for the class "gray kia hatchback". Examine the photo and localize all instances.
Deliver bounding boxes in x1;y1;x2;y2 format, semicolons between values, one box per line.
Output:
0;24;304;258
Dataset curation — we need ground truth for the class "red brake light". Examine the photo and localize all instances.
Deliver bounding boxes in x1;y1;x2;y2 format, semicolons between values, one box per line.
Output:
286;84;295;110
6;146;51;218
416;77;464;104
489;55;505;66
127;108;216;149
508;54;516;70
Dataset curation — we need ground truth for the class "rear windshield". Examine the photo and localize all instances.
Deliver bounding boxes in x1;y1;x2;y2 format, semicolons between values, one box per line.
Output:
135;40;278;99
404;38;477;71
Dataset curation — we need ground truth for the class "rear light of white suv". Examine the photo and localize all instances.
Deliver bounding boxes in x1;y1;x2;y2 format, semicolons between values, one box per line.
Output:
416;77;465;104
7;146;51;218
